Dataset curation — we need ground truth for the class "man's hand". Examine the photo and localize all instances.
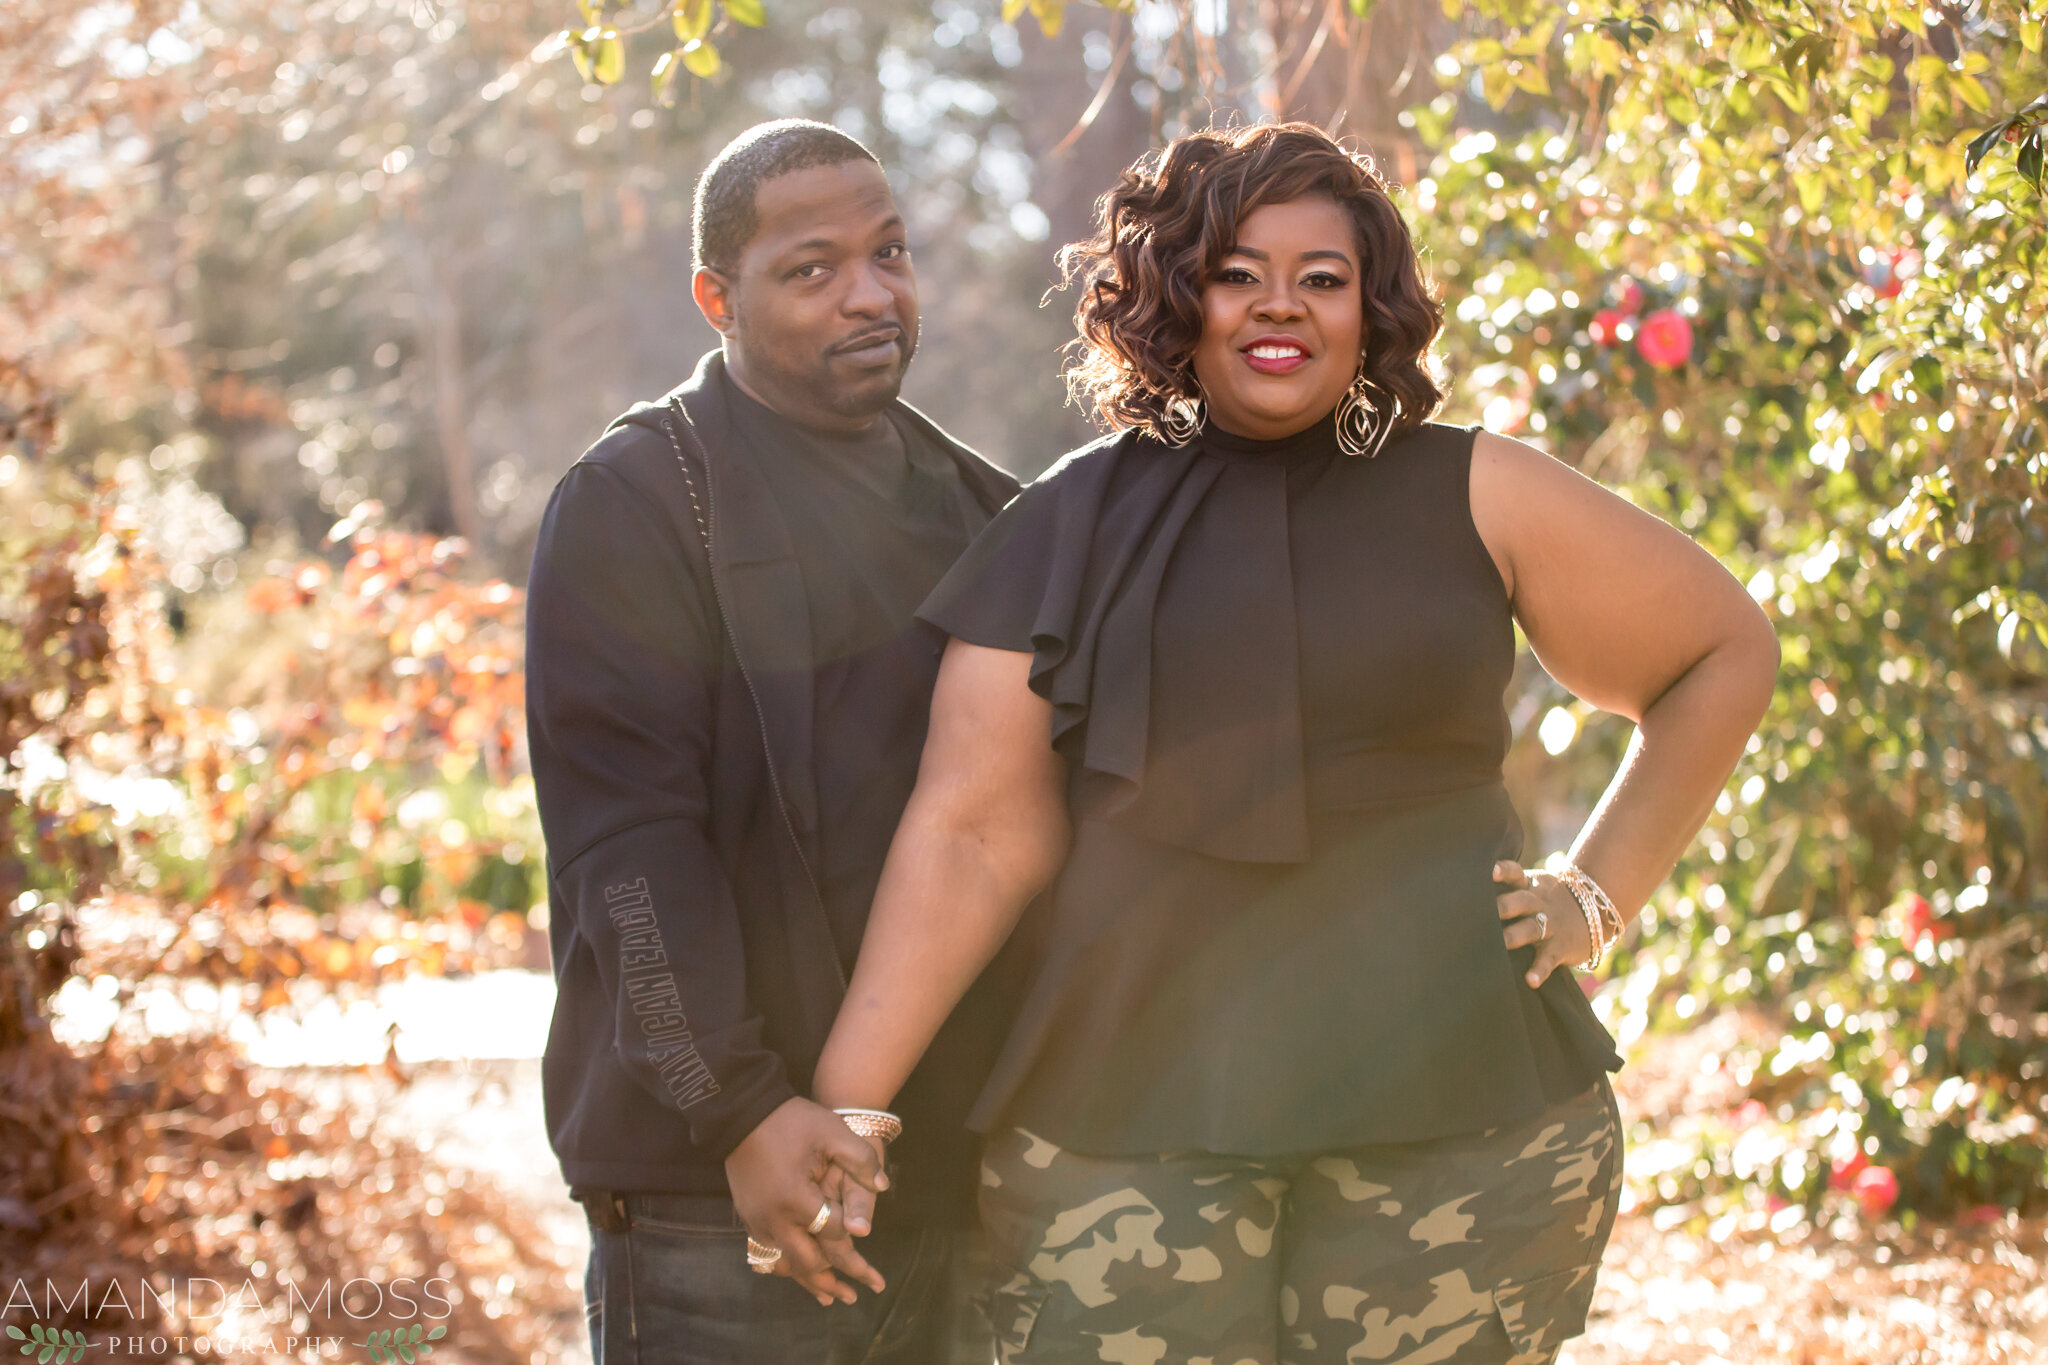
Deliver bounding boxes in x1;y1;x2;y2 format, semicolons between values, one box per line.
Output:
724;1097;890;1305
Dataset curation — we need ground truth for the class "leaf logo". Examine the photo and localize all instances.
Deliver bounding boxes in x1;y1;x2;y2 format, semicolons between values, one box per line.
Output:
5;1325;91;1363
352;1324;448;1362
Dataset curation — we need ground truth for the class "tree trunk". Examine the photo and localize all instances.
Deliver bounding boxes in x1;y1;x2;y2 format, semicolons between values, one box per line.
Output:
407;239;482;548
1260;0;1450;182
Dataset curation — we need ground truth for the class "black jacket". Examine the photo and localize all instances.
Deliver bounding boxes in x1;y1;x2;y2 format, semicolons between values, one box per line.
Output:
525;350;1019;1209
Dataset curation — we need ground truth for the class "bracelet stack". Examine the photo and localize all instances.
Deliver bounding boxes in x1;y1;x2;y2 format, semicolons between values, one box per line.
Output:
833;1107;904;1144
1554;863;1625;972
744;1108;904;1275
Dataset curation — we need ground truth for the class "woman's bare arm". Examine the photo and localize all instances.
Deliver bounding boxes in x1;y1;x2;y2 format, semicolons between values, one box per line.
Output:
813;638;1071;1113
1470;431;1780;983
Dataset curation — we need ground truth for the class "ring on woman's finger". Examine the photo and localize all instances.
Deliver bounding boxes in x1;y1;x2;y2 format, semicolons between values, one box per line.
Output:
746;1237;783;1274
807;1201;834;1236
1535;910;1548;939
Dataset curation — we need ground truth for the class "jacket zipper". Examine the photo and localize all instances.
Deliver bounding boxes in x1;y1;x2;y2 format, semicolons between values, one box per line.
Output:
663;402;847;993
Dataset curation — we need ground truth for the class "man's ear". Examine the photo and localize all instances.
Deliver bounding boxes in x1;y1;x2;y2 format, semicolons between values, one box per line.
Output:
692;265;738;336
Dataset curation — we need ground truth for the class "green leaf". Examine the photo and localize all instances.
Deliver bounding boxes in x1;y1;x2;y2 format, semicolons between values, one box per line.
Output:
652;49;680;105
1730;28;1771;69
1510;60;1550;97
1966;123;2011;175
1793;168;1825;214
1595;14;1660;55
1908;53;1947;86
1028;0;1065;37
1480;64;1515;110
682;39;721;76
1954;74;1992;116
397;1345;416;1364
1909;356;1944;403
567;25;620;84
4;1330;23;1342
1780;33;1813;81
36;1344;52;1365
591;31;623;84
673;0;712;41
723;0;765;25
2019;135;2045;194
2024;19;2042;54
426;1327;448;1341
407;1325;424;1344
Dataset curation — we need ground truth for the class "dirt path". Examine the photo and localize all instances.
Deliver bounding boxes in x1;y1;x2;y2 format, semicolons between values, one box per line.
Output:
276;1058;593;1365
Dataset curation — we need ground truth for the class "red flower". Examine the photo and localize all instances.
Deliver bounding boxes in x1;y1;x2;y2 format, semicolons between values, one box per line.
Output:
1899;893;1937;950
1590;309;1626;346
1851;1165;1899;1216
1636;309;1694;370
1828;1150;1869;1191
1615;277;1646;316
1862;247;1921;299
1961;1204;2006;1226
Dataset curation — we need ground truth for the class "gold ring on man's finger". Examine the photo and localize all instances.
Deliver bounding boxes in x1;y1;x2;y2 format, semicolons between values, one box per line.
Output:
807;1201;834;1236
1535;910;1548;939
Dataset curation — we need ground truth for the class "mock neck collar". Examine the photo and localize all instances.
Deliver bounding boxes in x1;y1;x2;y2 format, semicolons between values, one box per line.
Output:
1198;410;1341;462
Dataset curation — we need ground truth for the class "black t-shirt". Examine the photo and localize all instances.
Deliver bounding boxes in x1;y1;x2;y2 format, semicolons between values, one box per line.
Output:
725;381;1011;1219
727;384;983;957
918;414;1622;1156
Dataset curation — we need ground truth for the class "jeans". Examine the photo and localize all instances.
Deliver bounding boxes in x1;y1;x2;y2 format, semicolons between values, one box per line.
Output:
581;1192;995;1365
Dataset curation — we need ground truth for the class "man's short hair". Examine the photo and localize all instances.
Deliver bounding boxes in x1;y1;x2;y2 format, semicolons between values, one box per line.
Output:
692;119;881;274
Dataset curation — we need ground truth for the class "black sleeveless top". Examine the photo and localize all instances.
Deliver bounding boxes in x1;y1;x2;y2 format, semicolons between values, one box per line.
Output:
917;415;1622;1156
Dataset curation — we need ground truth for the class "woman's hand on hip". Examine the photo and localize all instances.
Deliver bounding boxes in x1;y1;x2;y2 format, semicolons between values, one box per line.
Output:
1494;860;1592;988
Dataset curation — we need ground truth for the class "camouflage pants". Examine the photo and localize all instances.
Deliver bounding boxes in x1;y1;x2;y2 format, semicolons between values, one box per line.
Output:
976;1079;1622;1365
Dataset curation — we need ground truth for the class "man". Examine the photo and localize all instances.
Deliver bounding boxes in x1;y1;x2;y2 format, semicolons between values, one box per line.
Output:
524;119;1018;1363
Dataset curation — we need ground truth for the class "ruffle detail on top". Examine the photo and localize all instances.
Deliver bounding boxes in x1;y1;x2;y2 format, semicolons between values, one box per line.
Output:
919;424;1333;863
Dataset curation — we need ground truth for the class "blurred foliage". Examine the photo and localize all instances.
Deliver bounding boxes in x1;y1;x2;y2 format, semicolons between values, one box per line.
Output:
6;0;2045;1273
1417;0;2048;1220
0;458;552;1322
2;0;1143;580
555;0;1136;95
2;463;540;1010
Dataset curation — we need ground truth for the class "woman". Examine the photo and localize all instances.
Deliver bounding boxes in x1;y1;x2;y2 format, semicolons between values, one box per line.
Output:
805;123;1778;1363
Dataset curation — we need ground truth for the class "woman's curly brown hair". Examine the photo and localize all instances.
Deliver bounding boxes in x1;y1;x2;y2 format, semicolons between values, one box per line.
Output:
1058;122;1445;441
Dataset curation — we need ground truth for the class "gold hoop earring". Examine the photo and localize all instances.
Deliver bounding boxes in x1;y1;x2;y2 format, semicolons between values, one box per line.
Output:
1336;369;1392;459
1157;388;1205;447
